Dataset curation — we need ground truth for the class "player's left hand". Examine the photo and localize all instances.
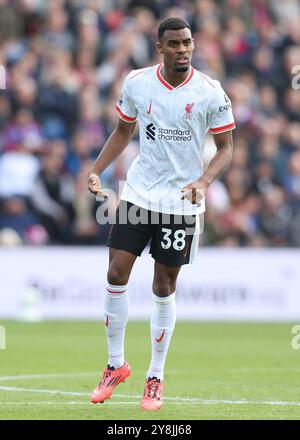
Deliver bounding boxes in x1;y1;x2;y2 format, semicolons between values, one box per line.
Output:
180;178;210;204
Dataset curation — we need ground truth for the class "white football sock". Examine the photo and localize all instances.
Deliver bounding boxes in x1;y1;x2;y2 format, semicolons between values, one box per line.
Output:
103;283;129;369
147;292;176;381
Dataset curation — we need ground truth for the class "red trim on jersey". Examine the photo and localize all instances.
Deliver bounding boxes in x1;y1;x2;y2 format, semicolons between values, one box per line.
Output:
156;64;173;90
210;122;235;134
156;64;194;90
177;67;194;88
116;105;137;123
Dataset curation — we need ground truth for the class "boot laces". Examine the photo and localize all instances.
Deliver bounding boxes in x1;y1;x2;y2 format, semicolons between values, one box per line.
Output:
99;369;112;387
146;378;160;398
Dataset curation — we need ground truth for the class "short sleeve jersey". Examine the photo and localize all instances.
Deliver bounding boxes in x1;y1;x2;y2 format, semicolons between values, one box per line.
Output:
116;64;235;215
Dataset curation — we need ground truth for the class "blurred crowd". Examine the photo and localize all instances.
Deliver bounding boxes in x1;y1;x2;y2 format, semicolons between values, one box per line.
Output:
0;0;300;247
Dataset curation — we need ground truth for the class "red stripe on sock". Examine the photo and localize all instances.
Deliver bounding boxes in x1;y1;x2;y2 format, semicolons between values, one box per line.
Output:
106;288;127;294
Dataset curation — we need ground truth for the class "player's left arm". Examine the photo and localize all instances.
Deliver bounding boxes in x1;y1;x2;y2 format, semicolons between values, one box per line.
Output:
181;130;233;204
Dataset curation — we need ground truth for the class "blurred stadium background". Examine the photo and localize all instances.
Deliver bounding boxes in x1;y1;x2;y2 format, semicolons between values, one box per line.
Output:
0;0;300;248
1;0;300;420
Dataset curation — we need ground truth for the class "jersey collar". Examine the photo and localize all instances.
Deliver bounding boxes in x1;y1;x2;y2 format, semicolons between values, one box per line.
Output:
156;63;194;90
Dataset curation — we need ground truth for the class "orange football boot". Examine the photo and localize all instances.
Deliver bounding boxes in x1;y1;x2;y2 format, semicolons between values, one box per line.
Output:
140;377;163;411
90;361;131;404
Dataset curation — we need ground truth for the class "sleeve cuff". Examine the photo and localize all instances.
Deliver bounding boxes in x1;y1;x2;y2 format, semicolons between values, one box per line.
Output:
116;105;137;123
210;122;235;134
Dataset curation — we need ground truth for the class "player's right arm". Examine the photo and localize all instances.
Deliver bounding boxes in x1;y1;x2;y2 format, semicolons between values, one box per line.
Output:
88;71;138;197
87;118;136;196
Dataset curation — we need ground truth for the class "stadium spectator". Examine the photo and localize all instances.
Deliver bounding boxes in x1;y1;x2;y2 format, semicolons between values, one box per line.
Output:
0;145;40;198
72;159;109;244
0;195;48;245
30;139;75;243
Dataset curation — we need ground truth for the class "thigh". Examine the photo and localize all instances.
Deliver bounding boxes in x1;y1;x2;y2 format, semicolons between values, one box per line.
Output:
108;200;153;257
150;213;201;267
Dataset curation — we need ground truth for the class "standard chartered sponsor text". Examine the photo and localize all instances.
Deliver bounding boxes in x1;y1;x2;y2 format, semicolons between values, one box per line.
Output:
158;128;191;141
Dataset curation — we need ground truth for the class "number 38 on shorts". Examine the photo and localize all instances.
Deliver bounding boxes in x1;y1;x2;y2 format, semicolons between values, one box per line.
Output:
161;228;186;251
108;201;202;267
154;218;201;266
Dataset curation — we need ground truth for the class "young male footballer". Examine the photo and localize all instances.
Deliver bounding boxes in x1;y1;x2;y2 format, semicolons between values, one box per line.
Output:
88;17;235;411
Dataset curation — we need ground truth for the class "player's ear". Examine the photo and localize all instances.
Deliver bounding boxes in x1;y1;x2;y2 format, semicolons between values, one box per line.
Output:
156;40;163;54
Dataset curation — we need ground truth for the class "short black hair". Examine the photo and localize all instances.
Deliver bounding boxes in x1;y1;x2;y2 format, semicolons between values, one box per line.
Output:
158;17;191;40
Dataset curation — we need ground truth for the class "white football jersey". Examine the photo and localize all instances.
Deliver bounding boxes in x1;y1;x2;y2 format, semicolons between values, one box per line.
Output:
116;63;235;215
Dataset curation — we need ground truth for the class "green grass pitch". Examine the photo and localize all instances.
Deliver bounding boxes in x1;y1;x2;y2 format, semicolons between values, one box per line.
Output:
0;321;300;420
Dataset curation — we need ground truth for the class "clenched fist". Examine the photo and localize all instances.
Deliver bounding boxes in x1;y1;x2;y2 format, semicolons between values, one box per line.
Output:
181;177;210;204
88;173;107;200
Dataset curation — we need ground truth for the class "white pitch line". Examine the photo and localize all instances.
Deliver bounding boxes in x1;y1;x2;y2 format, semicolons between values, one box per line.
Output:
1;368;300;383
0;373;100;382
0;386;235;402
0;386;87;396
1;386;300;407
227;367;300;374
0;371;182;382
0;385;201;402
0;386;139;400
1;401;139;406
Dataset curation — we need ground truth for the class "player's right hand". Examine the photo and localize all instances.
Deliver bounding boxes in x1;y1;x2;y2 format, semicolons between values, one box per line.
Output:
87;173;107;200
88;172;100;194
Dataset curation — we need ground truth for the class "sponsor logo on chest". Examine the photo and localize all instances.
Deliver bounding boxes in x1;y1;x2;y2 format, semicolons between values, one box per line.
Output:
146;123;191;142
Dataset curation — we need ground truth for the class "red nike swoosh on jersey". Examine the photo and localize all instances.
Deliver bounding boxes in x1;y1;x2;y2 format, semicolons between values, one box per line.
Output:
183;243;190;258
147;99;152;115
104;315;109;327
155;329;165;343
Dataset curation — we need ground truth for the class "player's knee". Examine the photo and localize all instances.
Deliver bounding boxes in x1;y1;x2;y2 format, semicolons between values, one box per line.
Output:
153;279;176;297
107;265;129;286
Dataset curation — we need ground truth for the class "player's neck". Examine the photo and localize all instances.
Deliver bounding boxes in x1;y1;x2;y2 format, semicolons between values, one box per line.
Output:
161;64;190;88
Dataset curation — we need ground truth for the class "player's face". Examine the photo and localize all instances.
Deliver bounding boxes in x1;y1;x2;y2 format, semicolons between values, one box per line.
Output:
157;28;194;73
